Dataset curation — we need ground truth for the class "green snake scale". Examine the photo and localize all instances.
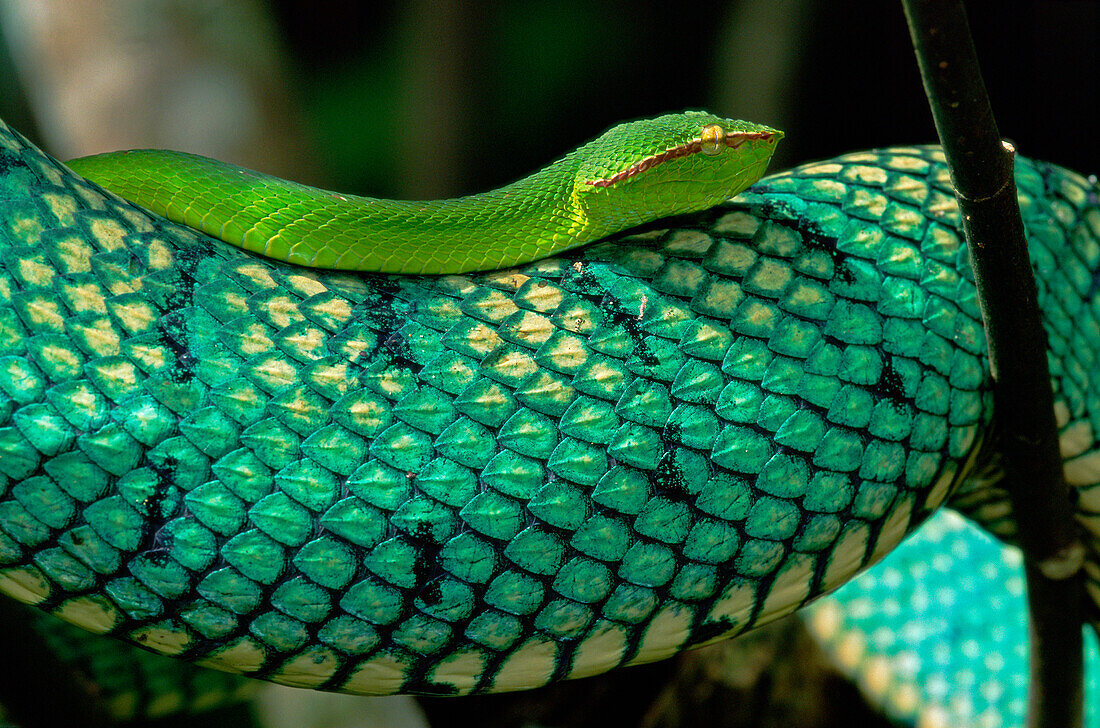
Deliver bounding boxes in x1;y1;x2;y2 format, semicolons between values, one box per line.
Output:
1;115;1100;711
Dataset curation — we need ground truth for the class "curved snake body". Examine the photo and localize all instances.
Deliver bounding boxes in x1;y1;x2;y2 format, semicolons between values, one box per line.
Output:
65;112;781;274
0;116;1098;703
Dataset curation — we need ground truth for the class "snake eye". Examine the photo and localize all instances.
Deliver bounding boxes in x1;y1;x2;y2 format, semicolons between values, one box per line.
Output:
700;124;725;156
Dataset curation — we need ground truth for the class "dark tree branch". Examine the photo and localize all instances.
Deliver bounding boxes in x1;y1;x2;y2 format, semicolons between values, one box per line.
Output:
900;2;1085;727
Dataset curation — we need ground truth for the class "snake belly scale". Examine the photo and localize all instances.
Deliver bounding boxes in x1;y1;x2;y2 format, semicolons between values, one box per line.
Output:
0;114;1099;699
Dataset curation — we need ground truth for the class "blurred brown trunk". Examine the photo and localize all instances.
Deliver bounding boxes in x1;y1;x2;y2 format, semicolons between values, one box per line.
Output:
0;0;318;181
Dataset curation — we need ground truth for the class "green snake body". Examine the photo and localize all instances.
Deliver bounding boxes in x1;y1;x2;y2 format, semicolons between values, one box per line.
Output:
1;113;1099;704
65;112;780;274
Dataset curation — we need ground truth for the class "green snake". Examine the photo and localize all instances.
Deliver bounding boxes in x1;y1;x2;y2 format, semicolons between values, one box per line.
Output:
65;112;781;274
1;110;1099;721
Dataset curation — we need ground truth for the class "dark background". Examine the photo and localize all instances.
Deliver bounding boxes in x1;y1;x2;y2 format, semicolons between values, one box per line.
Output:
1;0;1096;198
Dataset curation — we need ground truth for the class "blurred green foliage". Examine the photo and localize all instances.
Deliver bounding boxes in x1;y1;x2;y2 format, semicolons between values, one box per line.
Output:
1;1;1096;197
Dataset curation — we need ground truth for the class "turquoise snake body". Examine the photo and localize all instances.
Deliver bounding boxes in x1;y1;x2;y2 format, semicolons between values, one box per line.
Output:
1;110;1099;708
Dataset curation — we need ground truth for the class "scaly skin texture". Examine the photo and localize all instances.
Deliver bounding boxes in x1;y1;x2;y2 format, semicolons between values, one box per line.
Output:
65;112;781;274
1;117;1099;703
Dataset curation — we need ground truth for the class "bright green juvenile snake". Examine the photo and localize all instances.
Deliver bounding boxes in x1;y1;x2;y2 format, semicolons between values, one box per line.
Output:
66;112;781;273
2;108;1100;725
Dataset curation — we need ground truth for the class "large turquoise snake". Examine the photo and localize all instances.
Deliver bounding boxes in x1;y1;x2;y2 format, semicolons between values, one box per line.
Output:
1;112;1099;724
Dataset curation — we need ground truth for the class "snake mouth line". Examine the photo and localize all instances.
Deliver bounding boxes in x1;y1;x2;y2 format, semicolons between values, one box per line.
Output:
585;131;778;189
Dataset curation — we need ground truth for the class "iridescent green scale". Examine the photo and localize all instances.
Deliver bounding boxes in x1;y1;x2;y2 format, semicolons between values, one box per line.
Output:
1;117;1099;712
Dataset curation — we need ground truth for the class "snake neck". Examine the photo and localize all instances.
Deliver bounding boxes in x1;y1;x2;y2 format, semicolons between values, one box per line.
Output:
395;160;593;259
67;148;598;274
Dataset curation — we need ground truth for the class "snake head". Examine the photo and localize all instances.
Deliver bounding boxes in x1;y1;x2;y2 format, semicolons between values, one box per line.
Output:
571;111;782;238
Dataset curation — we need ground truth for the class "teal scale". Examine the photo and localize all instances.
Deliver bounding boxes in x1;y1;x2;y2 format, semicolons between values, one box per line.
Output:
1;116;1100;720
812;509;1100;727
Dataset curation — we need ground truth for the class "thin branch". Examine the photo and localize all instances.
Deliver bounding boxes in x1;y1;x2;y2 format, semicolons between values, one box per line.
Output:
900;2;1085;727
